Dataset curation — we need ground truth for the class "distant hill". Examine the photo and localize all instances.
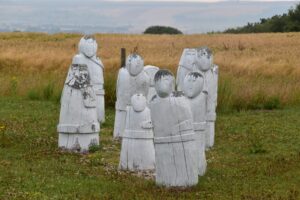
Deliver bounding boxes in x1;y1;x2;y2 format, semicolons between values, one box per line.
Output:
225;3;300;33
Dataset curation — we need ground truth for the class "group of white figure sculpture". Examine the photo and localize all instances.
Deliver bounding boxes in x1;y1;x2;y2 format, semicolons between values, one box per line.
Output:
57;35;218;188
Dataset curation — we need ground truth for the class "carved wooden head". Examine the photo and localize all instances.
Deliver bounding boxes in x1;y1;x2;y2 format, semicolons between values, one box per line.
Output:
195;46;213;72
183;72;204;98
79;35;98;58
126;54;144;76
131;93;147;112
154;69;174;98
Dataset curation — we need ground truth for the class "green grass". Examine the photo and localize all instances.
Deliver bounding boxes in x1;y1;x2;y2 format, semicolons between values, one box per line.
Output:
0;98;300;200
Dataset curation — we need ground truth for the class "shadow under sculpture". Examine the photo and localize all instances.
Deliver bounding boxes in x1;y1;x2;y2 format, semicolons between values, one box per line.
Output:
183;72;207;176
119;93;155;171
150;69;198;187
57;54;100;152
113;54;150;139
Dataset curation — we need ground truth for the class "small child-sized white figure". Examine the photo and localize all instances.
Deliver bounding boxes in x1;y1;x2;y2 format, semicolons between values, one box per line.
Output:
57;54;100;152
119;94;155;171
176;48;197;91
195;47;218;149
78;35;105;123
183;72;207;176
150;69;198;187
113;54;150;138
144;65;159;103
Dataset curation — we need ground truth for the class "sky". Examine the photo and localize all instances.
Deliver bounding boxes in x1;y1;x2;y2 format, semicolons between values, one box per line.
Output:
0;0;298;33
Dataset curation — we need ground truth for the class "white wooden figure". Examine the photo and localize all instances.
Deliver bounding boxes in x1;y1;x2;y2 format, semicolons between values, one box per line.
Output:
119;94;155;171
183;72;207;176
144;65;159;103
176;48;197;91
57;54;100;152
195;47;218;149
78;35;105;123
113;54;150;138
150;70;198;187
113;68;131;139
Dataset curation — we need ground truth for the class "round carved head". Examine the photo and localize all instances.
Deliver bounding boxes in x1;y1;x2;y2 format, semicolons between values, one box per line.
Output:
154;69;174;98
131;93;147;112
126;54;144;76
183;72;204;98
195;46;213;72
78;35;98;58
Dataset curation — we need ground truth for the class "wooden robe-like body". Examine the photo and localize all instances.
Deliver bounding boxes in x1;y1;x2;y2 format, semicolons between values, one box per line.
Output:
113;57;150;138
202;66;218;149
150;95;198;187
119;95;155;171
78;36;105;123
185;93;207;176
58;55;100;152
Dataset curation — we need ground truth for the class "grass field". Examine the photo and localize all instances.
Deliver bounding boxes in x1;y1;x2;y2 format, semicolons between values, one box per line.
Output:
0;32;300;111
1;32;300;199
0;97;300;199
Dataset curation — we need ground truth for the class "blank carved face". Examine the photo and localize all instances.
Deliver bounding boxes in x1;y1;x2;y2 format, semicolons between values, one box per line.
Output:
79;36;98;58
195;47;213;72
126;54;144;76
131;94;147;112
154;70;174;98
183;72;204;98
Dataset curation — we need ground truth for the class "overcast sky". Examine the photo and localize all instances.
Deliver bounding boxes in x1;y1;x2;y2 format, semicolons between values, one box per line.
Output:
0;0;298;33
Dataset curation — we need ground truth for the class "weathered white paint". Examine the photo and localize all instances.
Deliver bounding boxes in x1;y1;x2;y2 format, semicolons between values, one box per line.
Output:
176;48;197;91
150;70;198;187
113;54;150;139
144;65;159;103
183;72;207;176
195;47;218;149
119;94;155;171
57;54;100;152
78;35;105;123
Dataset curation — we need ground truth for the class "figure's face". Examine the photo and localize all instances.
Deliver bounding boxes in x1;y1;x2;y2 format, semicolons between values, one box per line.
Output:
183;75;204;98
79;38;97;58
131;94;147;112
155;75;174;98
196;49;212;72
182;50;196;68
126;55;144;76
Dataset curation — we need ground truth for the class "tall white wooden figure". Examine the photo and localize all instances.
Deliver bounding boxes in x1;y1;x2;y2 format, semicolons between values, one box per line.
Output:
144;65;159;103
119;94;155;171
113;67;131;138
195;47;218;149
150;70;198;187
78;35;105;123
176;48;197;91
57;55;100;152
183;72;207;176
113;54;150;138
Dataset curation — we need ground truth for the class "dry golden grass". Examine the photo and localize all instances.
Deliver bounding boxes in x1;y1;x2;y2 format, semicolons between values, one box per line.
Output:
1;32;300;110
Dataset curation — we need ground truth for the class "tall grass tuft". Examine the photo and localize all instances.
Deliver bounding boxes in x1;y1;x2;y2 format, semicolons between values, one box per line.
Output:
42;82;55;100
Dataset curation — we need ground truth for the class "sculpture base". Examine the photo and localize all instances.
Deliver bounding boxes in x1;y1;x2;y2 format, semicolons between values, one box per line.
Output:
58;133;99;153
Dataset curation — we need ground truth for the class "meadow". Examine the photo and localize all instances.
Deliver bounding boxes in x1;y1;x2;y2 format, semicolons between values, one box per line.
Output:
0;32;300;199
0;32;300;110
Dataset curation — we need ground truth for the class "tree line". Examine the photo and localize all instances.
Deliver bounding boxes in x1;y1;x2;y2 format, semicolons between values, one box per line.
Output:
224;3;300;33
